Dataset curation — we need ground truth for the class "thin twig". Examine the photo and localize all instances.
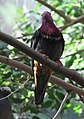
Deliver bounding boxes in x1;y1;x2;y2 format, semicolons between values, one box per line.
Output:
78;95;84;103
61;49;84;58
68;78;84;103
0;76;31;101
53;92;70;119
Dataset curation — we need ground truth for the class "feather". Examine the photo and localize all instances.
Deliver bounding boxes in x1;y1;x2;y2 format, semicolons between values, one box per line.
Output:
31;11;65;105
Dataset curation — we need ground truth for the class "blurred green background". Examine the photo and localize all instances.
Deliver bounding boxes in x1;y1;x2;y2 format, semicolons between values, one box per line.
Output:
0;0;84;119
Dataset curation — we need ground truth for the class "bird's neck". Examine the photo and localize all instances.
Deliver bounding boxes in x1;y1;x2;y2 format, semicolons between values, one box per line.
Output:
39;22;60;36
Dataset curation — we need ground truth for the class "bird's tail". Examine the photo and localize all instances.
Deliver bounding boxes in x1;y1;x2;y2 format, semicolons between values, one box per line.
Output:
34;60;51;105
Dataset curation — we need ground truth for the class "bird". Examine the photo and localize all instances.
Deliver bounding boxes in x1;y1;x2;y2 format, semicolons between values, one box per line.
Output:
0;87;12;119
31;11;65;105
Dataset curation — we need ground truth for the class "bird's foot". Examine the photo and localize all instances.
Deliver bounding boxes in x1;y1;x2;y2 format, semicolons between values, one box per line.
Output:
42;54;49;59
55;60;63;66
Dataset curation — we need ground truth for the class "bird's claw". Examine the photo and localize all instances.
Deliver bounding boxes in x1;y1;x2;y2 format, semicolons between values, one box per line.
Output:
55;60;63;66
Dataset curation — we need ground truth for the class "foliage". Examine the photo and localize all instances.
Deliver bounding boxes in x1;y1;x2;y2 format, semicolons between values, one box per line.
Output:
0;0;84;119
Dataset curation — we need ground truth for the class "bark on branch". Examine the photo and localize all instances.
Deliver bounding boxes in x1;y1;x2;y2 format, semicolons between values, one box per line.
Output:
0;31;84;87
60;15;84;30
0;55;84;96
36;0;71;22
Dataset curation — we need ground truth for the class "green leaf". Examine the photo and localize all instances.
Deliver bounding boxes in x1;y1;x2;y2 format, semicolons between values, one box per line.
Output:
32;116;40;119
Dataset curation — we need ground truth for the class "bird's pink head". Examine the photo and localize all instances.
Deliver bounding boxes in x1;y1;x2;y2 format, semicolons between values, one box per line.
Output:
41;11;53;24
40;11;60;35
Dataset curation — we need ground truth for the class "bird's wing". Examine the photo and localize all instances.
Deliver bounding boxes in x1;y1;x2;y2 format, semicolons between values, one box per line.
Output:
31;30;41;70
60;33;65;55
31;30;40;49
31;30;52;105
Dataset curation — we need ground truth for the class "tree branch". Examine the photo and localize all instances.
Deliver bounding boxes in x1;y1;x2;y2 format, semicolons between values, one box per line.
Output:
0;55;32;75
0;55;84;96
36;0;71;22
0;32;84;87
36;0;84;30
0;76;31;101
73;15;84;24
60;15;84;30
53;92;70;119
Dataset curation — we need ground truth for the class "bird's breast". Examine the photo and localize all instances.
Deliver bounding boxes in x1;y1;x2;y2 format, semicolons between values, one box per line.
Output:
37;36;62;61
40;24;55;36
